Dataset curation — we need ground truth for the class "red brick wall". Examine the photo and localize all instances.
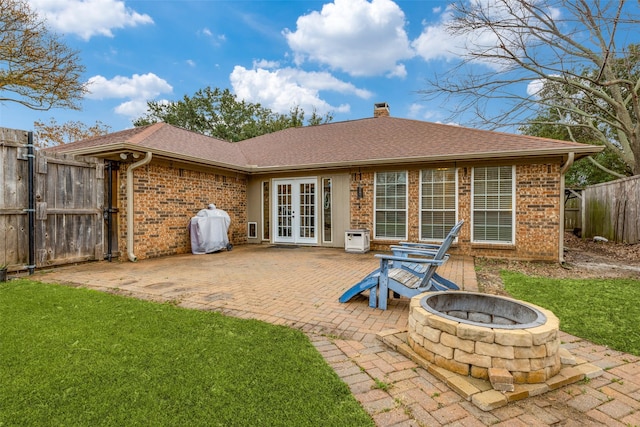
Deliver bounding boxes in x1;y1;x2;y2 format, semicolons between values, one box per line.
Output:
114;160;560;261
514;163;561;260
117;163;247;260
350;171;375;230
349;163;561;261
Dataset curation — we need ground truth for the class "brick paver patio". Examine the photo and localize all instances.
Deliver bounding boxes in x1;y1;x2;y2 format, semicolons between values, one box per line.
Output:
35;245;640;426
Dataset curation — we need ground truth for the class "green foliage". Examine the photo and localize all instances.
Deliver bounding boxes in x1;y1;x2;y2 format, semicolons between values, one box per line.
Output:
565;151;630;188
372;378;391;392
502;271;640;356
0;280;373;426
133;87;333;142
520;110;630;187
523;43;640;176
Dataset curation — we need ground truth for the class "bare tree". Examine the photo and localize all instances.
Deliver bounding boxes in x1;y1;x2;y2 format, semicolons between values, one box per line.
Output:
34;118;111;148
0;0;86;110
419;0;640;175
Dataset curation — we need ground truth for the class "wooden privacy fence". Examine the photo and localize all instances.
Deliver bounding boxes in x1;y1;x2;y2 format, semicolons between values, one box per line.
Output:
583;175;640;244
564;189;582;231
0;128;105;272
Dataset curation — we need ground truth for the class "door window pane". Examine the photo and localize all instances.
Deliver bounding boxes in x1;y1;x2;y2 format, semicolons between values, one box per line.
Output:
277;183;292;238
299;182;315;238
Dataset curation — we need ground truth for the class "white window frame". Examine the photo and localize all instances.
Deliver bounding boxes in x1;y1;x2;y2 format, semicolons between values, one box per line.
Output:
471;165;516;244
373;171;408;240
419;167;458;241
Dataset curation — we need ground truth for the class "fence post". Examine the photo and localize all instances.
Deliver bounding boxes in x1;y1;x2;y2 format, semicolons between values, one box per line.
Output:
27;132;35;275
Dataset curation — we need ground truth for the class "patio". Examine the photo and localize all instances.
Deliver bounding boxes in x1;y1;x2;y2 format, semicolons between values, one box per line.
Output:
33;245;475;340
34;245;640;426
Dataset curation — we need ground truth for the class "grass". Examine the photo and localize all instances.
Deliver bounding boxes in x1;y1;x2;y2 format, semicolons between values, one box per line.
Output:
0;280;374;427
502;271;640;356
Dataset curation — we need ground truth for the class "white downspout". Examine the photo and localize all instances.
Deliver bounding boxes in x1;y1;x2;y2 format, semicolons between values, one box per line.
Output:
559;152;575;263
126;152;153;262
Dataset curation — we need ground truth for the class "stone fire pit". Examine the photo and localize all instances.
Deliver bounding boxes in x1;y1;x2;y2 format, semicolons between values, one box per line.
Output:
410;292;562;386
380;291;603;411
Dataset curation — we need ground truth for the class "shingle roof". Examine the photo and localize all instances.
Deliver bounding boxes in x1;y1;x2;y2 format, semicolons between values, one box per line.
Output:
48;117;601;172
46;122;247;169
236;116;599;168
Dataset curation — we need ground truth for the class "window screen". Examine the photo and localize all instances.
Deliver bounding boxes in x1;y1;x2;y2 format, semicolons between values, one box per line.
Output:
472;166;514;243
374;171;407;239
420;168;457;240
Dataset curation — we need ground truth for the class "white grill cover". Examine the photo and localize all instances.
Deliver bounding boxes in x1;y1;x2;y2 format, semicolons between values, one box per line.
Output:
189;206;231;254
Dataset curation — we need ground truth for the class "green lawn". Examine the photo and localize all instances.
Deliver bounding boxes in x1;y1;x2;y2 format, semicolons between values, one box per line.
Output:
502;271;640;356
0;280;374;427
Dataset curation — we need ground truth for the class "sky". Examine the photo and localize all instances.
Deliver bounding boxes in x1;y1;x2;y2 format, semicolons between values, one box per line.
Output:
1;0;637;135
2;0;475;133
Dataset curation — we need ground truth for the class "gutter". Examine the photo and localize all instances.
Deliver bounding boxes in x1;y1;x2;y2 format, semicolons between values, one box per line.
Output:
560;152;575;174
558;152;575;264
126;152;153;262
54;143;602;175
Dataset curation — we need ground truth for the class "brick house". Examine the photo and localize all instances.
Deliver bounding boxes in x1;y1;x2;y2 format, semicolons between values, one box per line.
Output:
49;103;601;262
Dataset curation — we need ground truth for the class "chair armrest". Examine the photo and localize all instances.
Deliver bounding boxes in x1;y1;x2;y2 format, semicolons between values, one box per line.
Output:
389;247;448;258
391;246;439;256
375;254;447;265
399;242;442;249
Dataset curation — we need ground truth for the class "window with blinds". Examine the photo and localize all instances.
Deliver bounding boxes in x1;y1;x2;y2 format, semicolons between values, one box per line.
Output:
374;171;407;239
472;166;514;243
420;168;457;240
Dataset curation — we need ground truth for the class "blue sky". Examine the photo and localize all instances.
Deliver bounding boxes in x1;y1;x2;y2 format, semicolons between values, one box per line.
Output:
1;0;636;135
1;0;481;133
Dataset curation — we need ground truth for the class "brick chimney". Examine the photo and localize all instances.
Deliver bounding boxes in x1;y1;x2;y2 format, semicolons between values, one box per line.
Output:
374;102;390;117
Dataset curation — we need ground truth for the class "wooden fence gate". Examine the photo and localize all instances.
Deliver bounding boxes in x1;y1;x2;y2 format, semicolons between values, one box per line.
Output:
564;189;582;231
1;128;105;272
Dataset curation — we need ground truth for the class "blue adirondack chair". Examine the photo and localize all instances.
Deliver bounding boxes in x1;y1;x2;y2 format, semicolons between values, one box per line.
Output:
339;220;463;309
390;220;464;276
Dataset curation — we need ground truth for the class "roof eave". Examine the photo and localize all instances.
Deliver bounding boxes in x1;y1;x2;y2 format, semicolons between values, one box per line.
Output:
247;146;604;173
56;143;253;173
49;143;603;174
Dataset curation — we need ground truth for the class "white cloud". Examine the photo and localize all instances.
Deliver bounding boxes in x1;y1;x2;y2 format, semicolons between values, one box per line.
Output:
527;79;545;98
412;1;546;69
86;73;173;118
86;73;172;100
113;99;147;117
186;59;196;67
407;103;442;121
253;59;280;69
412;5;500;63
412;11;461;62
230;65;374;115
29;0;153;40
283;0;413;77
199;27;225;45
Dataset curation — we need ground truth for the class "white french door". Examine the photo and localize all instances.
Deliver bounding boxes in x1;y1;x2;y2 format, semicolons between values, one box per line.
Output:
273;178;317;244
